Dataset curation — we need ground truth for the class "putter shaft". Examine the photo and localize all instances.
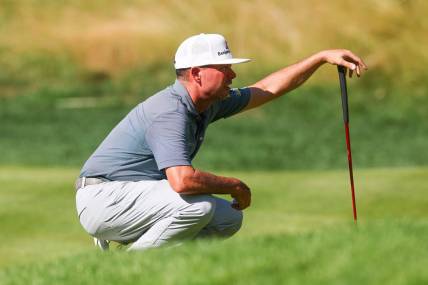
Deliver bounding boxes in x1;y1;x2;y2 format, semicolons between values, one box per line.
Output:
344;122;357;222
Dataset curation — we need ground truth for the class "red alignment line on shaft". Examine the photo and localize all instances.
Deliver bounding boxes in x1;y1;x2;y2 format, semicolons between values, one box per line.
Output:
344;122;358;222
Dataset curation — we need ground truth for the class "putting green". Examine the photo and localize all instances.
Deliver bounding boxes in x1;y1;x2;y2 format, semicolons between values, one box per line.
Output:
0;166;427;283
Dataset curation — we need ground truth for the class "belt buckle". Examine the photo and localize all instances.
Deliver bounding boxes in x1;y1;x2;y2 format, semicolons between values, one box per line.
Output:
81;177;86;189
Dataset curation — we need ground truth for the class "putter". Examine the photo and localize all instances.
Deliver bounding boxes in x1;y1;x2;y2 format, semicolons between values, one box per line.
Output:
337;66;358;223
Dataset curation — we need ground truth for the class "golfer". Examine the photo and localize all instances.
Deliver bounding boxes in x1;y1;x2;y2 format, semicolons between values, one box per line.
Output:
75;33;367;251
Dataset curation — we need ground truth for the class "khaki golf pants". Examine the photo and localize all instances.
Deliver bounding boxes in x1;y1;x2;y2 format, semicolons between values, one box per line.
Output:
75;179;243;250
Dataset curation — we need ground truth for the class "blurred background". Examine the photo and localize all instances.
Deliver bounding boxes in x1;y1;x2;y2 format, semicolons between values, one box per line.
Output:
1;0;427;170
1;1;428;283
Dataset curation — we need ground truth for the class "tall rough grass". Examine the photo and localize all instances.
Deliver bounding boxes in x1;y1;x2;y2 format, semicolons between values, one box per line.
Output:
0;0;427;92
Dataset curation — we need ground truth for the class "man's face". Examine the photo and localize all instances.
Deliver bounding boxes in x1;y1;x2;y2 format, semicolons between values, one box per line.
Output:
198;64;236;100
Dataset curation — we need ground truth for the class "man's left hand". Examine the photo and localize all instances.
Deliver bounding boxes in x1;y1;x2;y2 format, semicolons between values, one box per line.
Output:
321;49;368;77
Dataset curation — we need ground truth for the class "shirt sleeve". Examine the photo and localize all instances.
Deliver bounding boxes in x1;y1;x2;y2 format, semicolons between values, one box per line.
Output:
210;87;251;122
145;112;192;170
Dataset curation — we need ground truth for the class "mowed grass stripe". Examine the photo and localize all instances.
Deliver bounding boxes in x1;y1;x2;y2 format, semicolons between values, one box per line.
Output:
0;166;427;273
1;221;428;285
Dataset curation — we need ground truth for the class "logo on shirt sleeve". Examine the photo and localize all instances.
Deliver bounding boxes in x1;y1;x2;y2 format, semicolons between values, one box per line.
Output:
223;88;244;100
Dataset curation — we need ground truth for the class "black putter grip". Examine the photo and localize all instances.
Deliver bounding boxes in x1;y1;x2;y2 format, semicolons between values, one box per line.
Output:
337;66;349;123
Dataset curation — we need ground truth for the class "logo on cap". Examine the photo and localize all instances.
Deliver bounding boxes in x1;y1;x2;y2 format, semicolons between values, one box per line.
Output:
218;50;231;56
217;41;230;56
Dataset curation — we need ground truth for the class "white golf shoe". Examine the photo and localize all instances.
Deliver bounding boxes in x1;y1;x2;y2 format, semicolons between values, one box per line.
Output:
94;237;110;251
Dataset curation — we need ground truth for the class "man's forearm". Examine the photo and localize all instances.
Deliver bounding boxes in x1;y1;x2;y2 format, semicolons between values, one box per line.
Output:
166;166;242;195
252;51;325;97
165;165;251;210
244;49;366;111
183;169;242;195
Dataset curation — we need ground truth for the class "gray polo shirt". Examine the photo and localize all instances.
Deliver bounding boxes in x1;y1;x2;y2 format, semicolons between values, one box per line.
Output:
80;80;251;181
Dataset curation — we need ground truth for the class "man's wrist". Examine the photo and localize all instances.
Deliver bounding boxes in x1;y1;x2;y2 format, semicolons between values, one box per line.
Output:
315;50;328;64
228;177;243;196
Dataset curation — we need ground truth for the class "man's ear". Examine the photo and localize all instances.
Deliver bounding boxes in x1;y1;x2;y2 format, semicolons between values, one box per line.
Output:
190;67;202;85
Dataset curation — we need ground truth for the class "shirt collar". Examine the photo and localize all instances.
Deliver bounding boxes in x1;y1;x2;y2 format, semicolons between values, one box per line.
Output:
172;79;199;116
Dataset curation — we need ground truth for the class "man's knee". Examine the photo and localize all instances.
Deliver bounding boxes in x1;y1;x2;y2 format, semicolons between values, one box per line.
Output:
198;206;244;239
180;196;216;227
221;209;243;237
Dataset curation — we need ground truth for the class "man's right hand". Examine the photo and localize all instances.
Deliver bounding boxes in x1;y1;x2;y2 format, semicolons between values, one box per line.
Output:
231;180;251;210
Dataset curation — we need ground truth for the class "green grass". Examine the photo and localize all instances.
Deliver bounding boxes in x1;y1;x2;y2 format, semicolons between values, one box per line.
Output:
2;222;428;285
1;1;427;283
0;166;427;284
1;82;427;170
1;2;427;170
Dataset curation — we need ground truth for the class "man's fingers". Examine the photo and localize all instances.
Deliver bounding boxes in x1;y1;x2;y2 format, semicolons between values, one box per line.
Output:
340;59;356;72
231;203;240;210
358;57;368;70
344;51;366;68
342;58;366;78
231;199;242;210
231;185;251;210
231;203;245;210
231;200;250;210
342;50;368;73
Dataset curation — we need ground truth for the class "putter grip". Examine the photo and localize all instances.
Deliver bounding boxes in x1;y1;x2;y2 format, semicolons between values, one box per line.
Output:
337;66;349;123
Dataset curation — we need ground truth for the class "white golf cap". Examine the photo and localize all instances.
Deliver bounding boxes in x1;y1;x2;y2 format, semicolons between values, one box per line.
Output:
174;33;251;69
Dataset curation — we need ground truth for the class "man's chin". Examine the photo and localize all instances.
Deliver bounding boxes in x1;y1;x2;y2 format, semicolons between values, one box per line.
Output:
223;86;231;96
221;90;230;99
211;89;230;101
